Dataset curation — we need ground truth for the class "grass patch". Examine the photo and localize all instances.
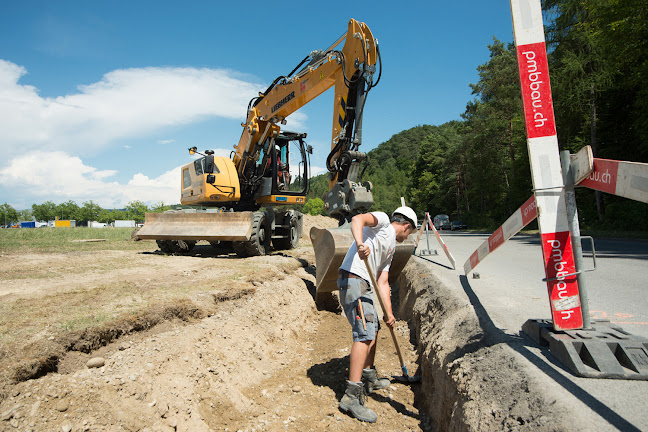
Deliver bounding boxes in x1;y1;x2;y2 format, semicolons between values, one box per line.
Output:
0;227;153;253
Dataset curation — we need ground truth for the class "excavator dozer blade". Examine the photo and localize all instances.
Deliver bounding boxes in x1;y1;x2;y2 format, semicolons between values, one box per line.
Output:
137;211;254;241
310;225;416;295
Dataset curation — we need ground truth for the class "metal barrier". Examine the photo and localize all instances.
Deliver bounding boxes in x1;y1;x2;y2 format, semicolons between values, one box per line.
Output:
457;0;648;379
414;212;456;269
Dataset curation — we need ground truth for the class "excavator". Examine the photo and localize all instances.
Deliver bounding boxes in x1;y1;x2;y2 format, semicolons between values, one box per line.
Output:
136;19;415;300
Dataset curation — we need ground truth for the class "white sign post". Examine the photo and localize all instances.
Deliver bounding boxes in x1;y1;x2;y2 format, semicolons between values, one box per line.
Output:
510;0;583;330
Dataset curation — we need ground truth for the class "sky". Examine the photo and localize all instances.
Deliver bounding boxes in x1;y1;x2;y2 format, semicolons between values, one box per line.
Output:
0;1;515;210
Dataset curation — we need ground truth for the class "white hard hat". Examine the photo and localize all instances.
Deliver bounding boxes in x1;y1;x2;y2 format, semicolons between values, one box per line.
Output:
392;206;417;228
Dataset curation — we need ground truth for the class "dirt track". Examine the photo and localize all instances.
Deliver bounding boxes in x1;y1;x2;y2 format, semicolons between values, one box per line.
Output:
0;217;427;431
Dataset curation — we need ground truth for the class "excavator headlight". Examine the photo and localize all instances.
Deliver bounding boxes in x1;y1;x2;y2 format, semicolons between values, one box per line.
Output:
206;175;216;184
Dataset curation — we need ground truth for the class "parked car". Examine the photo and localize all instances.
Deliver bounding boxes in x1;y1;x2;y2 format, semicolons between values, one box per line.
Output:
433;214;451;230
450;220;467;231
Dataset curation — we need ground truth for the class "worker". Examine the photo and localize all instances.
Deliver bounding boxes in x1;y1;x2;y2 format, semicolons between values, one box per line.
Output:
337;206;418;422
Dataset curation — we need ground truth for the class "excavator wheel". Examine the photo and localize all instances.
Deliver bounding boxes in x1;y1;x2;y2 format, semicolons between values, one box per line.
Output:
232;211;271;257
156;239;196;254
272;213;300;250
209;241;233;255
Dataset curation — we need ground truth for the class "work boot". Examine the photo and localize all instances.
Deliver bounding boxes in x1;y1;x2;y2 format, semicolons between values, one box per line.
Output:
339;381;377;423
362;367;391;393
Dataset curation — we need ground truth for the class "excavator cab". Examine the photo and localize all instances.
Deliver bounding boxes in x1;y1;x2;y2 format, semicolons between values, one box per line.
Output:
254;132;311;204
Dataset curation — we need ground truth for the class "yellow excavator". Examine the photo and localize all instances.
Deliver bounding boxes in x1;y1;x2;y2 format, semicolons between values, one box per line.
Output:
137;19;415;299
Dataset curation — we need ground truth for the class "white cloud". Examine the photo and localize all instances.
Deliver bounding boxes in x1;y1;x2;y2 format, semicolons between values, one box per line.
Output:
0;151;179;208
310;165;328;176
0;59;317;208
0;60;265;156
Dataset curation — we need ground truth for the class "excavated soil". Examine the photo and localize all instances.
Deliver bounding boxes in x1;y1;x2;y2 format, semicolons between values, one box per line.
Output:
0;215;582;431
0;216;427;431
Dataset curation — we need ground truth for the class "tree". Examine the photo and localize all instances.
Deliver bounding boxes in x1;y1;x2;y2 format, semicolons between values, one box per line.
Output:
363;125;431;213
18;209;32;221
409;122;468;218
303;198;325;216
98;209;114;224
57;200;80;221
306;174;330;202
459;39;530;225
151;201;171;213
77;201;102;224
543;0;648;228
31;201;58;222
1;203;19;227
124;201;149;223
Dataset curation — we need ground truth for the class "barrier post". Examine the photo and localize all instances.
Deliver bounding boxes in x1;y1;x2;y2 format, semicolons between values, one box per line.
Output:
414;213;438;256
560;150;592;329
510;0;583;330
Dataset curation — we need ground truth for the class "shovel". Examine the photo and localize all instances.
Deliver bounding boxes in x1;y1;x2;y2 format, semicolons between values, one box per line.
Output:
362;258;421;384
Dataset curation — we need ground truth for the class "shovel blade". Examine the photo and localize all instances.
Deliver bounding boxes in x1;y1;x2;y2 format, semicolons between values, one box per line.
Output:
392;374;422;384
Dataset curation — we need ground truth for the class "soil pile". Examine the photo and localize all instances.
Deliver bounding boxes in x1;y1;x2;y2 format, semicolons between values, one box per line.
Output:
0;216;426;431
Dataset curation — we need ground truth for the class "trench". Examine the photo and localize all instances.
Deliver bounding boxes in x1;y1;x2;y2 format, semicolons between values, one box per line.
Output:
395;257;575;432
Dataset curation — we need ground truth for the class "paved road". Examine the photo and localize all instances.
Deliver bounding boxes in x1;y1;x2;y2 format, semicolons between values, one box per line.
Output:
415;230;648;431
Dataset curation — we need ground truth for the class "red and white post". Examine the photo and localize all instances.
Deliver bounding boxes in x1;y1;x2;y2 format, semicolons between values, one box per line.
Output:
510;0;583;330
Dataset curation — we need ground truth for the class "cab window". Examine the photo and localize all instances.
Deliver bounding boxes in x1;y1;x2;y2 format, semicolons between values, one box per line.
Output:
194;159;204;176
183;168;191;188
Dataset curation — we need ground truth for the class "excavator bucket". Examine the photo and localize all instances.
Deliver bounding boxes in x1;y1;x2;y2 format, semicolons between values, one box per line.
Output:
137;211;254;241
310;225;416;295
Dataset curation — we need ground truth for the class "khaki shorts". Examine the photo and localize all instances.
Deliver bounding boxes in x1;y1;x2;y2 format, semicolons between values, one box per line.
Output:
337;271;381;342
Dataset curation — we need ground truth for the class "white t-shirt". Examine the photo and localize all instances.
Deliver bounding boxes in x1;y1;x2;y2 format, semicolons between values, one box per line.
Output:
340;211;396;281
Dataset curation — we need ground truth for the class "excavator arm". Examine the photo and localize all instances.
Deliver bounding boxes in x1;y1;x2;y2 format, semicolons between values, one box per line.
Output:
136;19;414;305
233;18;381;223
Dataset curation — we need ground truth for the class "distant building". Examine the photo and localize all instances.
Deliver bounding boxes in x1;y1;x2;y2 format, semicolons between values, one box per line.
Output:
114;220;136;228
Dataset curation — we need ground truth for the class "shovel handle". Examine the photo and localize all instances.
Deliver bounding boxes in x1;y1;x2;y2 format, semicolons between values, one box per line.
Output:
362;258;407;371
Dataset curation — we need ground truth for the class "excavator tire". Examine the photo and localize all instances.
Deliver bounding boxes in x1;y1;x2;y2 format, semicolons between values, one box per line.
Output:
177;240;196;252
272;213;300;250
156;240;175;254
209;241;233;255
156;239;196;254
232;211;270;257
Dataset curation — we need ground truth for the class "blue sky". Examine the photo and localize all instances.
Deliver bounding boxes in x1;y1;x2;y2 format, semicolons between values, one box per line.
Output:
0;1;514;209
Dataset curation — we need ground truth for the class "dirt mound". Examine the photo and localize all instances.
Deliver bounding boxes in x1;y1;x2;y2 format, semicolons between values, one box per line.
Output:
0;217;425;431
300;214;339;241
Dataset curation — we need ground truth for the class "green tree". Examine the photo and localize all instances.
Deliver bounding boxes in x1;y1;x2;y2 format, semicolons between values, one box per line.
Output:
31;201;58;222
460;39;530;225
303;197;325;216
77;201;103;224
409;123;465;218
57;200;80;221
544;0;648;228
306;174;330;202
18;209;32;221
97;209;114;224
363;125;431;213
124;201;149;223
151;201;171;213
1;203;19;226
